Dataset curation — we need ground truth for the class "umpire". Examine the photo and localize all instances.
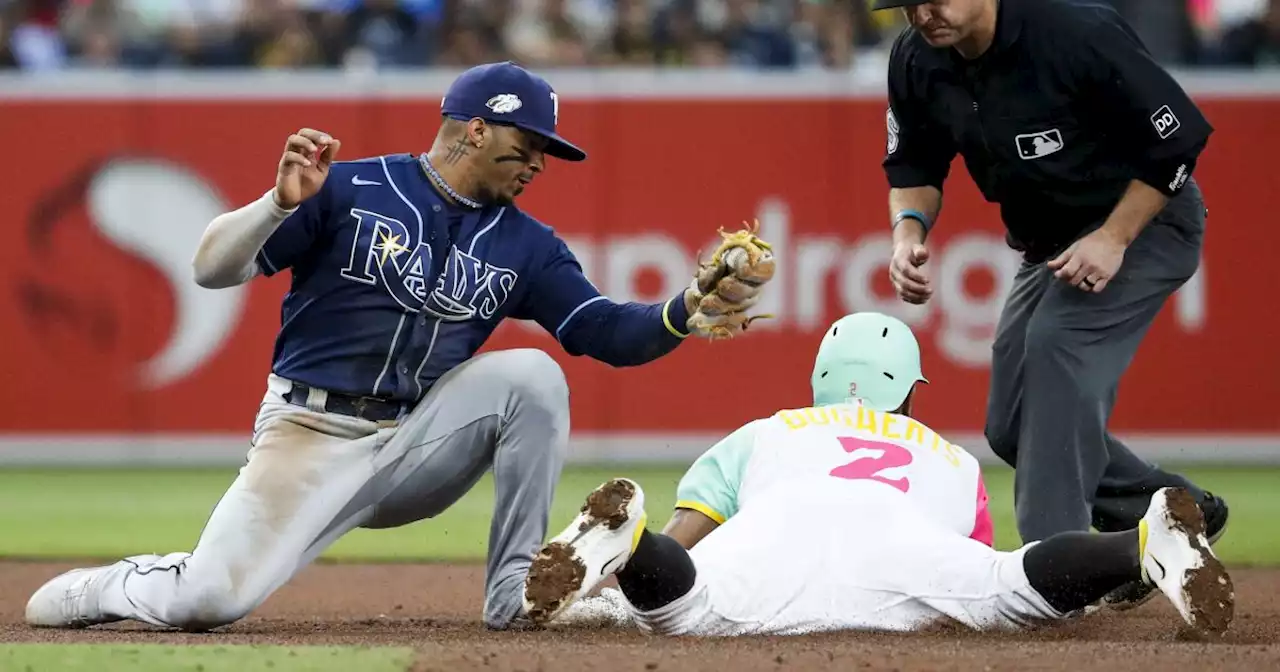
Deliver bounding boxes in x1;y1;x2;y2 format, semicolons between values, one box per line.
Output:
873;0;1229;610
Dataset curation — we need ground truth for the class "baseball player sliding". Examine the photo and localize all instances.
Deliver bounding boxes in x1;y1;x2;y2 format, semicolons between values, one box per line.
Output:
524;312;1235;638
24;61;776;632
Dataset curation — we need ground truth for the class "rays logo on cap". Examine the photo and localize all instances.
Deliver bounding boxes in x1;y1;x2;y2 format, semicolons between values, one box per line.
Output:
486;94;523;114
440;62;587;161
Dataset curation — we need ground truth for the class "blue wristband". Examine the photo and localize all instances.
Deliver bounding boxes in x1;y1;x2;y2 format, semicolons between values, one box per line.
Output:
893;209;932;233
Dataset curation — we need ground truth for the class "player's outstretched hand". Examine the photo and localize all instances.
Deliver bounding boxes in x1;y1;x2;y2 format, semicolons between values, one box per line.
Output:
890;240;932;304
274;128;341;210
681;220;777;340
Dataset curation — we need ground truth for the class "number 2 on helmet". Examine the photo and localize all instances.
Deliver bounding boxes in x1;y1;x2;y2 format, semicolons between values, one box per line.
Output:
829;436;913;493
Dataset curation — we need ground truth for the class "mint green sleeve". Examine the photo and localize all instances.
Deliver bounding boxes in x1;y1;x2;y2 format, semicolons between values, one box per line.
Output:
674;420;760;524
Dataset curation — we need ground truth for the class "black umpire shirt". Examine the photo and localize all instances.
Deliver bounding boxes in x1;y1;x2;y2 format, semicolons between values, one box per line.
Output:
882;0;1213;260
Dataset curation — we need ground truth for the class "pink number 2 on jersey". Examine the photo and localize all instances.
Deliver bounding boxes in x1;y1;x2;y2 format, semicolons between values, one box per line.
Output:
829;436;914;493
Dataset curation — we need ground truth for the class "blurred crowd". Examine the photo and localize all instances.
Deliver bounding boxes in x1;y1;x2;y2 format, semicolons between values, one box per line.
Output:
0;0;1277;72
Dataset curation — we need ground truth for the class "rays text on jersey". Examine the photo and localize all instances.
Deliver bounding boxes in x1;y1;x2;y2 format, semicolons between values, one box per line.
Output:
340;208;518;319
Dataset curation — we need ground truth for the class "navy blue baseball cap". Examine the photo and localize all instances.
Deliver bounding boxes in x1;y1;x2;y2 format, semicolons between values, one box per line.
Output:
441;61;587;162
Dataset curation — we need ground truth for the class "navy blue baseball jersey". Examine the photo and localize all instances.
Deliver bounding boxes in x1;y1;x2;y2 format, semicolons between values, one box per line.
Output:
256;153;692;402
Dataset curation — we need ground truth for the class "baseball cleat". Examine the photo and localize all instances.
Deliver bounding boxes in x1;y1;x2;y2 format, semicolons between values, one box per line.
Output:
25;555;157;628
523;478;647;626
1103;491;1229;611
1137;487;1234;636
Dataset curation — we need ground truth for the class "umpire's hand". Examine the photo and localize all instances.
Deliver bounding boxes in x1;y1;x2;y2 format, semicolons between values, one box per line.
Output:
890;241;933;304
274;128;341;210
1047;227;1125;293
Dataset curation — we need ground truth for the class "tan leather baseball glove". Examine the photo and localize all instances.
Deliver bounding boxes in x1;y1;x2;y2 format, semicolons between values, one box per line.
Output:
684;220;777;340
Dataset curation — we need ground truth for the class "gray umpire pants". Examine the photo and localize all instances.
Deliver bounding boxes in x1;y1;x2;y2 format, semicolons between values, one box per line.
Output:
984;178;1210;542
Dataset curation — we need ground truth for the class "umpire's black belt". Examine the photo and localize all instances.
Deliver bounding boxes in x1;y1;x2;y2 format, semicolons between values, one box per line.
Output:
282;382;406;422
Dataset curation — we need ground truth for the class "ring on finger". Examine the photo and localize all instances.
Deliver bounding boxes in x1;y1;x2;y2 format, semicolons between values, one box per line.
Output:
1081;276;1097;288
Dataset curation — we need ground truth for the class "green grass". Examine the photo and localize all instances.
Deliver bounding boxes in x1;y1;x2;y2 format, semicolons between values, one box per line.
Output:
0;465;1276;565
0;466;686;562
0;644;414;671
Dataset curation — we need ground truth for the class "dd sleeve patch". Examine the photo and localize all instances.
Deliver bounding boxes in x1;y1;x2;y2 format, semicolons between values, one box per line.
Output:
1150;105;1180;139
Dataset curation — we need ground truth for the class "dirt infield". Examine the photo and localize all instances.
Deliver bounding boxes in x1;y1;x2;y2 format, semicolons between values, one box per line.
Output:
3;561;1279;671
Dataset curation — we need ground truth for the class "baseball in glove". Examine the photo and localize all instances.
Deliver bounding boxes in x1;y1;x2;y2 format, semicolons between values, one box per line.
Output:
682;219;777;340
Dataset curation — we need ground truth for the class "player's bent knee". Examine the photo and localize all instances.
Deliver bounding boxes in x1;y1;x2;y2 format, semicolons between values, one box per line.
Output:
490;348;569;407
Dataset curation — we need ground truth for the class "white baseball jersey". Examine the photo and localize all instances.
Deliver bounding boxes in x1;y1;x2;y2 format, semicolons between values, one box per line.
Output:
675;401;993;547
622;401;1065;637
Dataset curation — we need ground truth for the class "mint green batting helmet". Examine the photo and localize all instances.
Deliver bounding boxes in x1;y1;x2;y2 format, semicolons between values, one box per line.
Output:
810;312;928;412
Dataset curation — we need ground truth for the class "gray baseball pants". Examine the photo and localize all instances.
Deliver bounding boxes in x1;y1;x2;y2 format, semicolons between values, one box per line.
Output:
984;178;1210;543
94;348;569;631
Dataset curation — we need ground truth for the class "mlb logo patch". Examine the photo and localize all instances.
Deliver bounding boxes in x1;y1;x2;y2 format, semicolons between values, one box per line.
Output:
1014;129;1064;160
1151;105;1180;139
